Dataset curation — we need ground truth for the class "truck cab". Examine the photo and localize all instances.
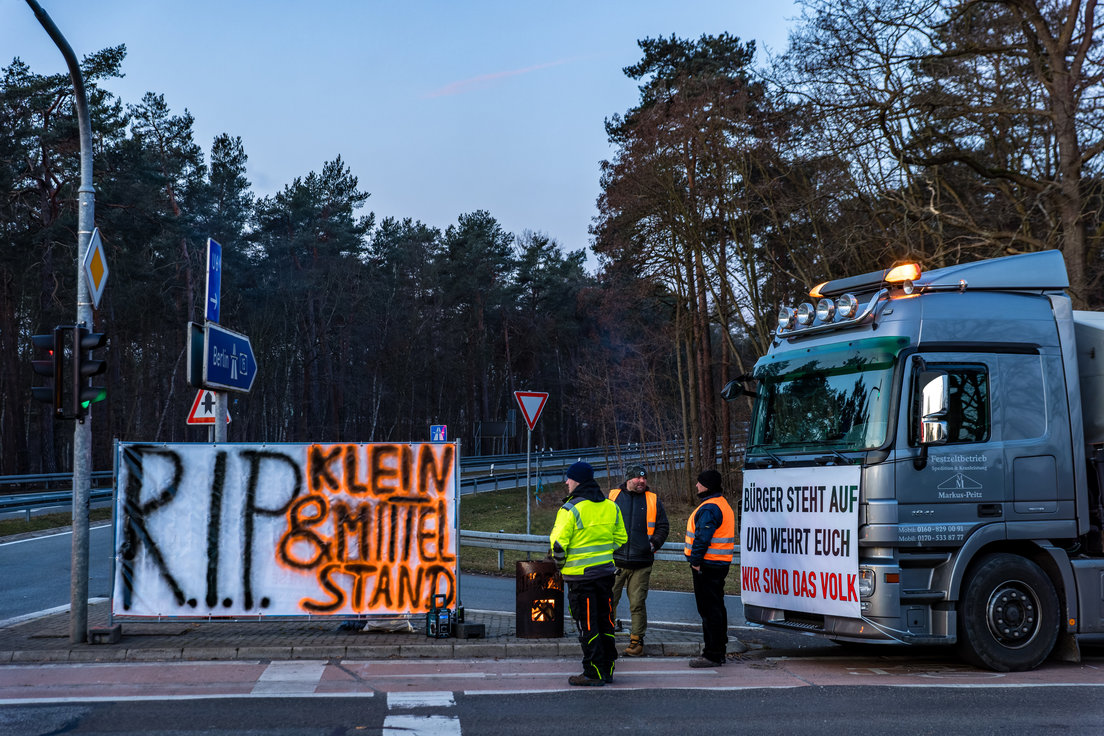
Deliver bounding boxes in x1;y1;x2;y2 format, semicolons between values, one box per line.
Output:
731;251;1104;671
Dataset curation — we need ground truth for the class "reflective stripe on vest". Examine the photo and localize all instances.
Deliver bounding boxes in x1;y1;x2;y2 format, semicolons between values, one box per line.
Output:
609;488;658;535
684;497;736;563
551;499;625;577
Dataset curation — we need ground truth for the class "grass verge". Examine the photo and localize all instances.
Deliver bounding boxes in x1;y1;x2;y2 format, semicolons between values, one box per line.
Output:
458;473;737;594
0;508;112;538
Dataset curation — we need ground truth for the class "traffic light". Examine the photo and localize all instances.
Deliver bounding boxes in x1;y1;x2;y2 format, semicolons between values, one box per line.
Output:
71;325;107;419
31;328;62;414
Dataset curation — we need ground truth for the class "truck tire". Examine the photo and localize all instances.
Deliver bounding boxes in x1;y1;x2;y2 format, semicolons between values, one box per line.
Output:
956;553;1059;672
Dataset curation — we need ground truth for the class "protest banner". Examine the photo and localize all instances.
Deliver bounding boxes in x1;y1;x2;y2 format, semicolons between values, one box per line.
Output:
740;466;861;618
112;441;458;619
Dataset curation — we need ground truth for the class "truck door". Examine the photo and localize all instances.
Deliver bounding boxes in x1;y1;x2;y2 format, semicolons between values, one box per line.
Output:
895;353;1002;547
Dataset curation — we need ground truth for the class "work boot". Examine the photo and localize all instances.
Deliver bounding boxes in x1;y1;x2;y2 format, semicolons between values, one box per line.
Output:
623;635;644;657
568;674;605;686
688;657;724;668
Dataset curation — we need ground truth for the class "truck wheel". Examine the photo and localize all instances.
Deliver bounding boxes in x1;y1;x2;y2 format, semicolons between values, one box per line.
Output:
956;553;1059;672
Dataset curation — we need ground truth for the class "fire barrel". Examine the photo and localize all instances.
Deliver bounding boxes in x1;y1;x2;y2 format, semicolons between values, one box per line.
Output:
515;560;564;638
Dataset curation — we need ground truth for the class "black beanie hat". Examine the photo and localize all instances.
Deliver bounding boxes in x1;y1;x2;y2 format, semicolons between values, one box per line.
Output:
626;465;647;480
697;469;723;494
566;461;594;483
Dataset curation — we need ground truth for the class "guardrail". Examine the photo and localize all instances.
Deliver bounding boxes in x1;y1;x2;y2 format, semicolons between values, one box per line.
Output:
0;471;113;490
459;529;741;570
0;438;746;519
0;488;115;521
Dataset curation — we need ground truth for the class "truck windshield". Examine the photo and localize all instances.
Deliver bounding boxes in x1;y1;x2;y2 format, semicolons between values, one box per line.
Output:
749;336;909;453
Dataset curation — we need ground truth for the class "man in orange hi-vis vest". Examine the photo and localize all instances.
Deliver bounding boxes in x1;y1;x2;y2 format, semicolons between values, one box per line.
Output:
684;469;745;667
609;465;669;657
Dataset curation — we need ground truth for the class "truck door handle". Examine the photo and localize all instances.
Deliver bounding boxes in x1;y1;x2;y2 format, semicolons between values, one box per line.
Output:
977;503;1002;518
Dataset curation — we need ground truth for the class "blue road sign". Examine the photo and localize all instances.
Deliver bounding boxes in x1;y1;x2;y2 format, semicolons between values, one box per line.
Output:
206;238;222;323
431;424;447;442
204;323;256;393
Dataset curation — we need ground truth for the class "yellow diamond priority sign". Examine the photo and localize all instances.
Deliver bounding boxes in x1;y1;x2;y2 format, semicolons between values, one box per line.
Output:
82;227;109;309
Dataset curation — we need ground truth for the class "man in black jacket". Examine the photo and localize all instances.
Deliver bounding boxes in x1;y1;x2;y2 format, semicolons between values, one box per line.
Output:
609;465;669;656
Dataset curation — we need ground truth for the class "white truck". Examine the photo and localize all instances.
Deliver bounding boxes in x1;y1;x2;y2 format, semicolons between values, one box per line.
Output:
726;250;1104;671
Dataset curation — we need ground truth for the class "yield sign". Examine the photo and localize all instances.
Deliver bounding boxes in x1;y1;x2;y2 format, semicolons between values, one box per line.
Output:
187;389;230;425
514;391;549;431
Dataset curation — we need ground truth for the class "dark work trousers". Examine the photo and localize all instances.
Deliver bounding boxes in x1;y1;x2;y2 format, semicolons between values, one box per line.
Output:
567;574;617;680
692;563;730;663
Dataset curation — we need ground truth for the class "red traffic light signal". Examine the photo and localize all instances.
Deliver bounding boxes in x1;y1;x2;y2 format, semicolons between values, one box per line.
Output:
31;329;63;415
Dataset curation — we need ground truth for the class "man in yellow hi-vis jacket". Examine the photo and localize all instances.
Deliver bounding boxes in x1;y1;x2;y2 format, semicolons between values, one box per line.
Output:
550;461;627;686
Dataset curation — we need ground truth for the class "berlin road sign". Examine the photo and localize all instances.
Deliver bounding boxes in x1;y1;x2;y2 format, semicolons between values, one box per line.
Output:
204;323;256;393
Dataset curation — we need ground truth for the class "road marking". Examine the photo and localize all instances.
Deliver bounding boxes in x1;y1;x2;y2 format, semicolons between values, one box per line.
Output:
0;693;378;705
0;521;112;547
382;714;461;735
251;660;325;695
388;691;455;708
0;598;109;630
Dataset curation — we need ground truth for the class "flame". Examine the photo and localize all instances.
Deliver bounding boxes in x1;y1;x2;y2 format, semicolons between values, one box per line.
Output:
531;599;556;622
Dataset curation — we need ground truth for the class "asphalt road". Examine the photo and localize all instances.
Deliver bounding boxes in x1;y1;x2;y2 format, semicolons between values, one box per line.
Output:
0;524;744;628
2;684;1102;735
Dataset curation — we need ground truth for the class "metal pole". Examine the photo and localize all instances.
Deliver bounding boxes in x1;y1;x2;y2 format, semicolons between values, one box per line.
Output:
26;0;95;644
525;429;532;535
214;392;228;442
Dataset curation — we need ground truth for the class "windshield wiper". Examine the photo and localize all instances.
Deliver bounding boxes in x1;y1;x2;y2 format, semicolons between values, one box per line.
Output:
747;447;787;468
815;450;852;465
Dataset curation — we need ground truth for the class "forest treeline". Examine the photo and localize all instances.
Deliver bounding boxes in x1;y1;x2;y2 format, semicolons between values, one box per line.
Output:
3;2;1102;501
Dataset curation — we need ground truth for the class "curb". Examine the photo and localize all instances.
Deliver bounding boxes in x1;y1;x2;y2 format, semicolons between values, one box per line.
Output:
0;642;701;664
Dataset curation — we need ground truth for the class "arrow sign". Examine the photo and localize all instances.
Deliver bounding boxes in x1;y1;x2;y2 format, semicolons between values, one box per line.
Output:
514;391;549;431
204;323;256;393
187;389;231;425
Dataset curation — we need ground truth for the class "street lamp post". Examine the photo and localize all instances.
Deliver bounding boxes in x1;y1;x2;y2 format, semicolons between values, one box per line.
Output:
26;0;96;644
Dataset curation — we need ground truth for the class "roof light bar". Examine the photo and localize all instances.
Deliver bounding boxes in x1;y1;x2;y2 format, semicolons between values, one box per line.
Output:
885;263;921;283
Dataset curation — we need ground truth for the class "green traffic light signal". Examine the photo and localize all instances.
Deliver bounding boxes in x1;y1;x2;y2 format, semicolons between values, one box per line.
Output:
72;325;107;418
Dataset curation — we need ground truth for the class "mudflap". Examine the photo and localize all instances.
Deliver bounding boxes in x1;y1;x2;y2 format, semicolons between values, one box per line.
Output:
1050;628;1081;664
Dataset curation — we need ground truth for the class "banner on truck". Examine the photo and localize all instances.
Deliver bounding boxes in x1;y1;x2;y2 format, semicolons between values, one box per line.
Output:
112;441;458;619
740;466;861;619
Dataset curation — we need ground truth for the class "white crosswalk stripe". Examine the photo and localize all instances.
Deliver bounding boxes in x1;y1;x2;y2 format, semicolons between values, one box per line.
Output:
388;691;456;708
385;690;460;734
251;660;326;695
382;714;462;735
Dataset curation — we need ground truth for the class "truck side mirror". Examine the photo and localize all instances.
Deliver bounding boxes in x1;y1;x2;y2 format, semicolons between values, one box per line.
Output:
918;370;949;446
721;377;756;401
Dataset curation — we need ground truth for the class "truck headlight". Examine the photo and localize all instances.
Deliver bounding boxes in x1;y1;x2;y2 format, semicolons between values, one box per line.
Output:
858;567;876;597
796;302;815;326
836;293;859;319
